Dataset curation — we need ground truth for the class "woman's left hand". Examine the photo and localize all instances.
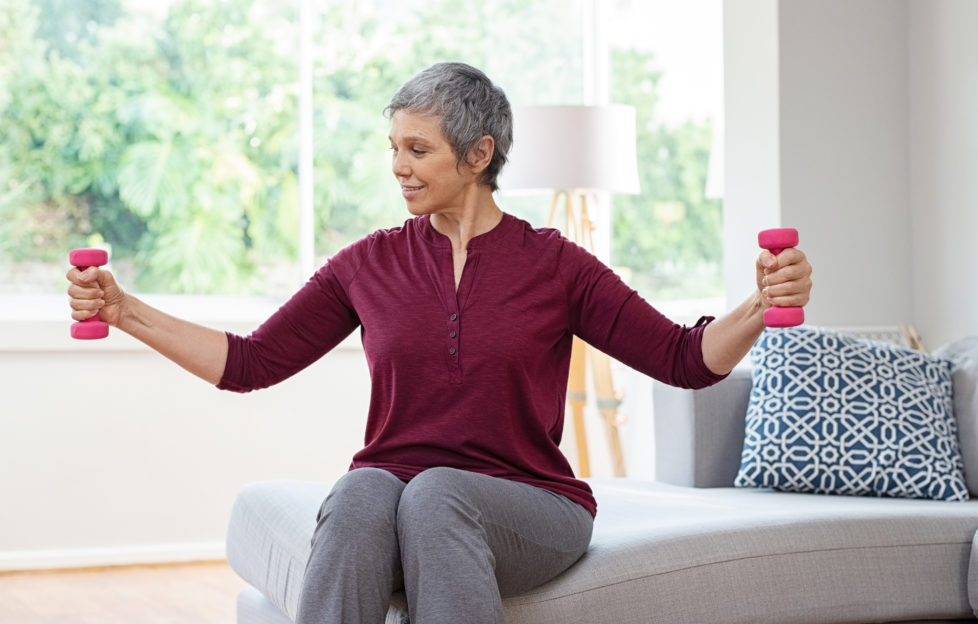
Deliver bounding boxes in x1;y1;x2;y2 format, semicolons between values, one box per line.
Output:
756;248;813;311
701;247;813;376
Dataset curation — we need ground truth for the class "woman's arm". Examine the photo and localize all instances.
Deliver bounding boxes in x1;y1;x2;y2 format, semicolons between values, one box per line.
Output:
67;266;228;385
701;247;813;375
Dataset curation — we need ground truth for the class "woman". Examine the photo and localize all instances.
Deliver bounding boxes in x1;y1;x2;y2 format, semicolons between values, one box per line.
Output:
67;62;812;623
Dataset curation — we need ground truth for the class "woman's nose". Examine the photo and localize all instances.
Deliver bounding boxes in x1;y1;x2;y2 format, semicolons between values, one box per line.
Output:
391;150;409;177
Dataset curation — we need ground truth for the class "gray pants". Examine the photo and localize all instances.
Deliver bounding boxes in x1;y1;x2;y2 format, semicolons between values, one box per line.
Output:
295;466;594;624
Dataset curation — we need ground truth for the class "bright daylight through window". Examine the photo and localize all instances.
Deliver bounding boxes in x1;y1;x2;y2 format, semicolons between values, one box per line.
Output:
0;0;721;310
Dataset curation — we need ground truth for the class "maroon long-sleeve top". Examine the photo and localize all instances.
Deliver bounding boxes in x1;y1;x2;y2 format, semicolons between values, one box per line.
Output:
219;213;726;515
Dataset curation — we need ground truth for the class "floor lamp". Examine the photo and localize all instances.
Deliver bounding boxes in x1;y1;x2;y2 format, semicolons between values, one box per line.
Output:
503;105;640;477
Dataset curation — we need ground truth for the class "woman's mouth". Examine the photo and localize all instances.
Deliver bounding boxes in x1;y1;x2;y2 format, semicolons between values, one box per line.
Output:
401;185;423;199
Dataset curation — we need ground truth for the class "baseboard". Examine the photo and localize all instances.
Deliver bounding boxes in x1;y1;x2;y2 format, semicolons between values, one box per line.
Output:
0;541;226;571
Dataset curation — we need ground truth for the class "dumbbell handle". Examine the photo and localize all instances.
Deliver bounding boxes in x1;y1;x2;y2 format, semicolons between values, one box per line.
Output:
70;248;110;340
757;229;804;328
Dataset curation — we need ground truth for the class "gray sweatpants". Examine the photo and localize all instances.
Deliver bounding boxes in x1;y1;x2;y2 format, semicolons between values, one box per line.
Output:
295;466;594;624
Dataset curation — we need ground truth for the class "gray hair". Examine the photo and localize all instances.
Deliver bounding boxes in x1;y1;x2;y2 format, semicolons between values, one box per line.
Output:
385;62;513;192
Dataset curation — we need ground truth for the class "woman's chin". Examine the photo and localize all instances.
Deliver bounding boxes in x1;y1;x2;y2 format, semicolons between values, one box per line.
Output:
404;202;428;216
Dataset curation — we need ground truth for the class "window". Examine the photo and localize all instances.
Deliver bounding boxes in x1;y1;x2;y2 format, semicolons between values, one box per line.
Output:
607;0;724;308
0;0;584;296
1;0;721;307
2;0;309;295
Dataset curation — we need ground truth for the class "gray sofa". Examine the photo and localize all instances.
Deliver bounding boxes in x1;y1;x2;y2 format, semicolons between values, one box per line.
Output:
226;336;978;623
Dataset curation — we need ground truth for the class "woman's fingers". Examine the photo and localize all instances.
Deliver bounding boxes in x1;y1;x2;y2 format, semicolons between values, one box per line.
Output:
66;267;107;320
66;266;97;285
763;281;812;308
67;280;103;299
759;248;812;307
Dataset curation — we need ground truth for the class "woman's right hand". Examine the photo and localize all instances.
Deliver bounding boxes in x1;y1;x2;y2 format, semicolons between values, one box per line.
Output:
66;266;127;328
66;265;229;384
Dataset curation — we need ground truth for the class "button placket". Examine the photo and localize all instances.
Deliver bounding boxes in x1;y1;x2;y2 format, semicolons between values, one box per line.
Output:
448;313;459;361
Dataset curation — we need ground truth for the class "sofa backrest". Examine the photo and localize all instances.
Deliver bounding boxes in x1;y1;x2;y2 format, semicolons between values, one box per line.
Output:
936;337;978;496
653;366;752;487
653;336;978;492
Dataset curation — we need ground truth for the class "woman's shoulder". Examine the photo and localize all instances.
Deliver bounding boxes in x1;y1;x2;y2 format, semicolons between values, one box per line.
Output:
359;216;418;243
506;213;567;249
510;215;597;266
336;216;424;258
317;218;410;281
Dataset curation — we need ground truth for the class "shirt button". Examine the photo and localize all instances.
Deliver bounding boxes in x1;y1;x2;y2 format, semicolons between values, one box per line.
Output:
450;313;458;321
448;347;457;355
449;330;457;338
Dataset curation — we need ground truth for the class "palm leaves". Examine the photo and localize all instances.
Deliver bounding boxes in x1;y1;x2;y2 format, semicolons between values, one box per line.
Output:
116;135;248;292
118;139;189;220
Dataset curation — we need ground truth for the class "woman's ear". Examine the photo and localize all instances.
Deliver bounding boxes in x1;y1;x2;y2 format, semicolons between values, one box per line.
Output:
466;135;495;174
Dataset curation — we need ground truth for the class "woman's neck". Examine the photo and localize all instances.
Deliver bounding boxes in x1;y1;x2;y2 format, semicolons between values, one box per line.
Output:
430;191;503;252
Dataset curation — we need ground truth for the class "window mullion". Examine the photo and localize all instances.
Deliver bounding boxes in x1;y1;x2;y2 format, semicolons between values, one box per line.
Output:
297;0;316;283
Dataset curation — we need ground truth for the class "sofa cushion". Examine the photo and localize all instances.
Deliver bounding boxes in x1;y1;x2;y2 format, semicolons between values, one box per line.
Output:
227;479;978;623
935;337;978;497
735;325;968;501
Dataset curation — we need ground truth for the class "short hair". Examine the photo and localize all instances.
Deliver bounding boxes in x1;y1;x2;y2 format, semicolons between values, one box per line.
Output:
385;62;513;192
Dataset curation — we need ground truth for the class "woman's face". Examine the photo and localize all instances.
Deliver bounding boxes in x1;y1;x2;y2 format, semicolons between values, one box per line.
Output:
389;111;473;216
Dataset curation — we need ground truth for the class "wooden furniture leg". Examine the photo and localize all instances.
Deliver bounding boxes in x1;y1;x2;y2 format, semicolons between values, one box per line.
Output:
550;191;627;477
590;348;626;477
568;337;591;478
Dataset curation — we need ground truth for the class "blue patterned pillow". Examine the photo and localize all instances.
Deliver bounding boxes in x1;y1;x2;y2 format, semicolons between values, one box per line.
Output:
735;326;968;501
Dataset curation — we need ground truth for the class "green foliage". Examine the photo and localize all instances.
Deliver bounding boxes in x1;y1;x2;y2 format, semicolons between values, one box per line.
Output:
0;0;300;291
0;0;720;299
610;47;723;301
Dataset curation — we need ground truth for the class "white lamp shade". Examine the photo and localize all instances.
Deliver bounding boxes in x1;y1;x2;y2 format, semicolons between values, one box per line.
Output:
502;105;640;194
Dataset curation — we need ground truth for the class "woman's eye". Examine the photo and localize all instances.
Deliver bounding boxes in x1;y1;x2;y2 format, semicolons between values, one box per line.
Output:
388;146;424;156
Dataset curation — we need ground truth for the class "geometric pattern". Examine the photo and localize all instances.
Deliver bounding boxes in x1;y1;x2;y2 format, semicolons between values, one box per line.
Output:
734;325;969;501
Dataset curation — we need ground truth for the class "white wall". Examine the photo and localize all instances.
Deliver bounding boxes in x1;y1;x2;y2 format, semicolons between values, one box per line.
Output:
0;297;370;569
908;0;978;349
778;0;913;327
724;0;977;349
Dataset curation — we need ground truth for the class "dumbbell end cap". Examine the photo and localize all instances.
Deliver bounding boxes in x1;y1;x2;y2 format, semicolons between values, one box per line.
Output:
71;321;110;340
69;248;109;267
758;228;799;250
764;306;805;328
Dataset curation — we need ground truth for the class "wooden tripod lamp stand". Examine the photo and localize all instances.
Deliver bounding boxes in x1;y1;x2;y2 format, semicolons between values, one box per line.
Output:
504;105;640;477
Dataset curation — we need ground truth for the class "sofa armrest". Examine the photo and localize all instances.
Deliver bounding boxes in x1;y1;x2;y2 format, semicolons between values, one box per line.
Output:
652;366;753;488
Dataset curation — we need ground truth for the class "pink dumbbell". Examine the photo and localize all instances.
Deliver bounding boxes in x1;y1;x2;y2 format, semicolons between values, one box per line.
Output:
757;228;804;327
69;248;110;340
